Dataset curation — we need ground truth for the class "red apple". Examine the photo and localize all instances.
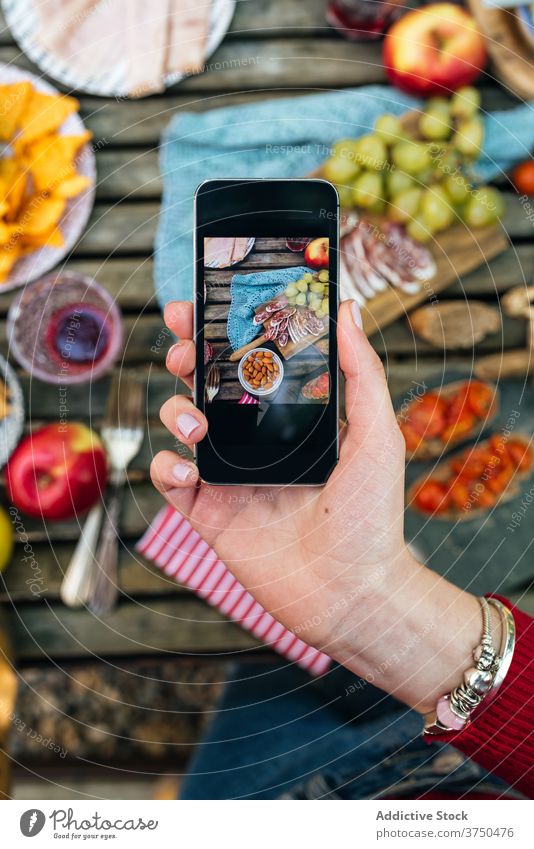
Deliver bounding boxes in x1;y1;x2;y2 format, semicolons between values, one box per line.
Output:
6;423;107;521
383;3;486;96
304;237;329;269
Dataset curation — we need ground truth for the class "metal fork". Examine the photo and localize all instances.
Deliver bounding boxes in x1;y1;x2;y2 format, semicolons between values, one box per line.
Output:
206;365;220;402
87;372;144;614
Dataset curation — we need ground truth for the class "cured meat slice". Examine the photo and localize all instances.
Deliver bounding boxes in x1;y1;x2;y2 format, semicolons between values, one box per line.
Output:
253;308;270;325
384;223;436;281
342;230;383;299
278;330;289;347
270;307;295;322
35;0;101;57
203;341;213;365
230;237;252;265
127;0;169;96
339;253;366;306
265;298;288;313
265;323;278;341
204;237;235;268
340;217;436;299
360;225;420;295
352;226;389;294
167;0;211;76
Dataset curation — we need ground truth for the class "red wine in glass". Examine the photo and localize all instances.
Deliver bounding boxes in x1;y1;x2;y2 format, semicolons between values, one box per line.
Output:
285;238;311;252
326;0;407;41
46;303;111;371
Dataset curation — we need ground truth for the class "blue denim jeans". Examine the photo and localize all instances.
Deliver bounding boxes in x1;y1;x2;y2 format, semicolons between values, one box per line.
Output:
181;662;518;800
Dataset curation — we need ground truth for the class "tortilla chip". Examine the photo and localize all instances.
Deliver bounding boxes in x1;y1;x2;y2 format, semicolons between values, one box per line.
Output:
0;158;27;221
22;227;64;249
28;132;91;192
0;245;21;283
53;174;91;198
0;82;32;140
18;91;79;143
17;196;66;236
0;157;18;189
6;174;27;221
0;81;89;283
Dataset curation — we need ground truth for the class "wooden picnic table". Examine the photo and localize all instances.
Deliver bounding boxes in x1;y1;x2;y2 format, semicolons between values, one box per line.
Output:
1;0;533;794
205;238;328;402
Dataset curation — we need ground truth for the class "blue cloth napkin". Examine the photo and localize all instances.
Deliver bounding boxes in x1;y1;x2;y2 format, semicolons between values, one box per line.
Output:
155;86;534;310
228;265;308;351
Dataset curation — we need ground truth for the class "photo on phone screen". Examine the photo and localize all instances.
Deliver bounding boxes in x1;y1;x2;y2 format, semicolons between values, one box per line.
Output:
195;180;339;486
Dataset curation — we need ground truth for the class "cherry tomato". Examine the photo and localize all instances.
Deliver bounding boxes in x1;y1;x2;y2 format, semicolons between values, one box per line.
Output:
441;412;475;443
512;160;534;196
400;422;422;452
465;381;494;419
489;434;507;455
414;480;449;514
445;385;470;422
451;447;487;478
408;393;446;438
485;464;514;495
448;478;472;511
478;484;497;508
505;439;533;472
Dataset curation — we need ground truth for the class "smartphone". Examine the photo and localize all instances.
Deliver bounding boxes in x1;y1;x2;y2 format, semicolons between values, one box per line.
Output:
194;178;339;486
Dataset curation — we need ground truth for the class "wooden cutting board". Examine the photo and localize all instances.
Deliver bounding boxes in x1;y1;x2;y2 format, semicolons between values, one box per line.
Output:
467;0;534;100
358;220;507;337
229;303;328;362
310;110;509;337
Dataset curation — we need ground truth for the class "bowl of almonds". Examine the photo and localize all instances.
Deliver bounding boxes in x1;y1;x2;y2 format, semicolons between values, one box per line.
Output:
238;348;284;397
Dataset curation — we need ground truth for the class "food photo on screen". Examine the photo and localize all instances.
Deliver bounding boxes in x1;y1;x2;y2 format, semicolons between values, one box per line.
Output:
203;236;331;407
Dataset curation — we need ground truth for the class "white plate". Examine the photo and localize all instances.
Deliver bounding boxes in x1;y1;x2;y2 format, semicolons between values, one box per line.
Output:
2;0;236;98
0;354;24;468
238;348;284;397
0;63;96;292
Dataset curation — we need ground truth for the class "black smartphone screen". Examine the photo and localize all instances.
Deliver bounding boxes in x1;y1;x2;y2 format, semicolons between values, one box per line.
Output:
194;179;339;486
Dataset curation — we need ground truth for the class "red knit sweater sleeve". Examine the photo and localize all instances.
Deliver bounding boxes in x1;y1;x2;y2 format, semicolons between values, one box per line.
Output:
426;595;534;798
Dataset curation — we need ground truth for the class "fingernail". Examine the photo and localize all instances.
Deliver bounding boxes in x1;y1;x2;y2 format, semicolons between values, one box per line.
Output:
350;300;363;330
172;463;195;482
167;341;184;358
177;412;199;438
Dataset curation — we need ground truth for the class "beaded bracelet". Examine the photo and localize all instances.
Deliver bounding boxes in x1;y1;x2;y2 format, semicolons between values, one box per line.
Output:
424;597;516;736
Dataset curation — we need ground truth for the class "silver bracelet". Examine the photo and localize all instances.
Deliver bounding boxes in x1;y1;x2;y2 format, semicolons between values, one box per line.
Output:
424;597;515;736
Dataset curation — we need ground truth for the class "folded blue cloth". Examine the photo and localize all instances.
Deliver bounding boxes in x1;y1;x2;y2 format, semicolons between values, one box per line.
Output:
155;87;534;310
228;265;308;351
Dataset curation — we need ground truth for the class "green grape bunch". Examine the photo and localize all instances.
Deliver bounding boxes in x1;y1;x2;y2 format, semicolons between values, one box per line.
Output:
322;86;504;243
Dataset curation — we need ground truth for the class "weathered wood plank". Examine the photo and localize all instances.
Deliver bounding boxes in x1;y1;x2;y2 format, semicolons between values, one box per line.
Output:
2;39;525;112
4;481;166;542
78;85;519;147
1;244;531;319
0;39;387;93
6;597;260;661
75;203;157;254
1;543;186;601
2;327;528;437
85;145;531;201
0;303;524;384
66;195;532;258
0;258;158;315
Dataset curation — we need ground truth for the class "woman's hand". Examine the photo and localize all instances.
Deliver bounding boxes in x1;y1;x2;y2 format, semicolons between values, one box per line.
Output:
151;300;485;713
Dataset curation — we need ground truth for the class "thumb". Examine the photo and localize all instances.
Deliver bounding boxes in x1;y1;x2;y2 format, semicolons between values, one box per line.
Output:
337;300;398;451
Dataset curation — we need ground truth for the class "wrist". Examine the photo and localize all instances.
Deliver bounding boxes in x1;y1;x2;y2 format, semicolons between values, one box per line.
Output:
329;550;497;714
